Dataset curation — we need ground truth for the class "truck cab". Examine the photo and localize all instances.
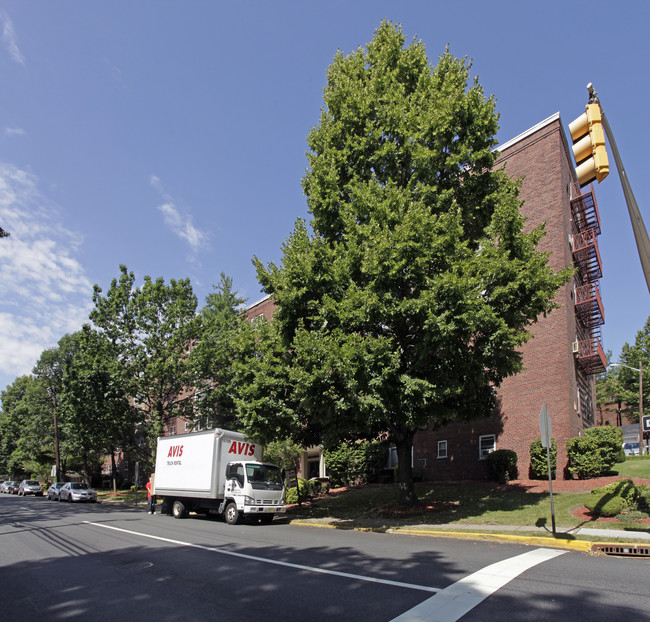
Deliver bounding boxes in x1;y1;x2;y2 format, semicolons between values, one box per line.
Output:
224;461;285;524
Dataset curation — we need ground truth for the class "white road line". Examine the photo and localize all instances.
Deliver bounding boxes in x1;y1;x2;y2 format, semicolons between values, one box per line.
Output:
389;547;567;622
83;520;440;593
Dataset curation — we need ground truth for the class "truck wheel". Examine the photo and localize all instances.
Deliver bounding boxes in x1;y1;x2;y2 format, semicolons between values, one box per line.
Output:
172;500;187;519
224;502;239;525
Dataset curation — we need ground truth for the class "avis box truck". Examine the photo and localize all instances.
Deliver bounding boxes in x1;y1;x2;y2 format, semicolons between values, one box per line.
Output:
154;428;285;525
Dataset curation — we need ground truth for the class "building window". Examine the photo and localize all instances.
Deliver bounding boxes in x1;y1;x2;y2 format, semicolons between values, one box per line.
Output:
184;421;190;432
169;425;176;436
437;440;448;459
479;434;496;459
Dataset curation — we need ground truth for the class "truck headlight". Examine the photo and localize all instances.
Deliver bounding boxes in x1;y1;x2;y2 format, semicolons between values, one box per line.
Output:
243;496;256;506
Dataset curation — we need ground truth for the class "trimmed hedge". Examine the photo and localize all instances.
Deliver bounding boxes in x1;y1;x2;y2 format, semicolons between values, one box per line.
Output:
566;426;624;479
584;479;644;517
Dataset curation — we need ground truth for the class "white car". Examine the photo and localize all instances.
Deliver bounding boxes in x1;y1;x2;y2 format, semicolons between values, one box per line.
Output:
622;442;641;456
18;480;44;496
59;482;97;503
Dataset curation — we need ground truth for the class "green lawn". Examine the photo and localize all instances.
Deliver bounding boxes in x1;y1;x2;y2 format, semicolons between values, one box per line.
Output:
287;479;650;534
610;456;650;479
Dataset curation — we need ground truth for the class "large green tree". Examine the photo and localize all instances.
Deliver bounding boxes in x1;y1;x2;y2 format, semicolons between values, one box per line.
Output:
245;22;569;505
90;265;199;467
616;316;650;423
32;333;82;481
60;325;135;489
191;273;248;430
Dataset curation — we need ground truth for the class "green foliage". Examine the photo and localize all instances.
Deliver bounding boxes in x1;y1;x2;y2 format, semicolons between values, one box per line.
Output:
613;316;650;423
584;494;628;517
90;265;200;466
244;21;569;506
529;438;557;480
485;449;518;484
591;479;642;505
285;477;310;504
584;479;645;517
192;273;248;430
263;439;302;472
323;441;389;487
566;426;624;479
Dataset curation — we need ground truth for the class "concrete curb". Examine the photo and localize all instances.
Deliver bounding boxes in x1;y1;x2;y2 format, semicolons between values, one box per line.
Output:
287;520;649;553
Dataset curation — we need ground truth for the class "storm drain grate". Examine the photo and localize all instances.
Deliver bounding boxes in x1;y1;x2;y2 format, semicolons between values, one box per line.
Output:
591;544;650;558
115;561;154;570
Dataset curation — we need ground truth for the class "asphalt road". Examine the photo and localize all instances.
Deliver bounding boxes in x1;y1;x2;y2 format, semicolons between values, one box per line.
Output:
1;494;649;621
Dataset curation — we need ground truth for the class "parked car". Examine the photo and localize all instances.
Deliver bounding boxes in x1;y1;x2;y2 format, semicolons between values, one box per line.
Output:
59;482;97;503
47;482;66;500
1;480;17;493
18;480;44;496
622;442;641;456
6;481;20;494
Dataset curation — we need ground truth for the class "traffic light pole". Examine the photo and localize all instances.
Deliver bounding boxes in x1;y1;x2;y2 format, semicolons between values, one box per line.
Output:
588;84;650;294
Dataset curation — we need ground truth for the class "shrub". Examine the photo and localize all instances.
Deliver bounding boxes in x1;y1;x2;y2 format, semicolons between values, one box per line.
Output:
323;441;389;487
529;438;557;480
591;479;641;505
584;494;627;517
486;449;518;484
566;426;624;479
285;478;310;504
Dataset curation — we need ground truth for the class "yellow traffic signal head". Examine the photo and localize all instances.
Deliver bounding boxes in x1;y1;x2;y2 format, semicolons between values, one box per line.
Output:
569;103;609;186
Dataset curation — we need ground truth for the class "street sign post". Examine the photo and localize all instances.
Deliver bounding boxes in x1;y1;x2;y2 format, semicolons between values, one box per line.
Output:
539;404;556;535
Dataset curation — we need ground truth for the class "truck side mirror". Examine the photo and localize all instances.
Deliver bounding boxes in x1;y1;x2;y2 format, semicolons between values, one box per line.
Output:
225;464;231;478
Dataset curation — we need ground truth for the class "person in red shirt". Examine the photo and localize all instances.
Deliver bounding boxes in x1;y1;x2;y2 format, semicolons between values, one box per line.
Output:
146;476;156;514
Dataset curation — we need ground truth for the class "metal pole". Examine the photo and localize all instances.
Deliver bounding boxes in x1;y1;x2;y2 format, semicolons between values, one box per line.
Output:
589;83;650;294
640;361;644;454
546;444;556;536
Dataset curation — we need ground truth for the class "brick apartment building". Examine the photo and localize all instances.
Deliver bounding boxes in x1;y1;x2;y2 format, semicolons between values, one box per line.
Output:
412;113;606;480
244;112;607;482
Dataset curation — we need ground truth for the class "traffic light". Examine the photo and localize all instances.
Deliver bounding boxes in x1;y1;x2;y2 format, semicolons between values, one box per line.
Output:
569;102;609;186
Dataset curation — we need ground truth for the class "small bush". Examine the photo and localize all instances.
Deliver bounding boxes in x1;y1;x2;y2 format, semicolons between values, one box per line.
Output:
591;479;641;505
486;449;518;484
566;426;623;479
529;438;556;480
285;478;310;504
584;494;627;517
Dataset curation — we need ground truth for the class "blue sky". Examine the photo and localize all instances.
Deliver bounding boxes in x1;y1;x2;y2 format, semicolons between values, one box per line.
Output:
0;1;648;391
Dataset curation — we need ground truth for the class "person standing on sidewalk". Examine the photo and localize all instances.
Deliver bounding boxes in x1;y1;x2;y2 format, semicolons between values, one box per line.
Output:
146;476;156;514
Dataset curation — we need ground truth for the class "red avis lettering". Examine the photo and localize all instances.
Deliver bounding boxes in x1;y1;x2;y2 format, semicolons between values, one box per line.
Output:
228;441;256;456
167;445;183;458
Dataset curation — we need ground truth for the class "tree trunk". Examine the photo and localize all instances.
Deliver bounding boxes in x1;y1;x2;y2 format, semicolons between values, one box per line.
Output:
111;451;117;494
395;431;418;506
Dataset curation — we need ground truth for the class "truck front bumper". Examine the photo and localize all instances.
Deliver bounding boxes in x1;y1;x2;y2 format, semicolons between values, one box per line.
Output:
243;506;286;515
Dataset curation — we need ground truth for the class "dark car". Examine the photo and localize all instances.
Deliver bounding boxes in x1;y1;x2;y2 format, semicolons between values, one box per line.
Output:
47;482;66;500
18;480;44;496
59;482;97;503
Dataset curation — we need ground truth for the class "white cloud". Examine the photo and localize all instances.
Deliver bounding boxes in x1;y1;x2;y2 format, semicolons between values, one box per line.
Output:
0;164;93;389
1;10;25;65
5;127;26;137
150;174;207;255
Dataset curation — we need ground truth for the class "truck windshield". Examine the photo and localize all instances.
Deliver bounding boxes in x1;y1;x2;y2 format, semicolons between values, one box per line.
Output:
246;464;283;490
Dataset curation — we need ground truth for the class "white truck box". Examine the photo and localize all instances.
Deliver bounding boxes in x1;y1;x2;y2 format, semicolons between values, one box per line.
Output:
154;428;285;525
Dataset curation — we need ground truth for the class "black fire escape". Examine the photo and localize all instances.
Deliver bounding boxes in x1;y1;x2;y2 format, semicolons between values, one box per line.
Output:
570;182;606;374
